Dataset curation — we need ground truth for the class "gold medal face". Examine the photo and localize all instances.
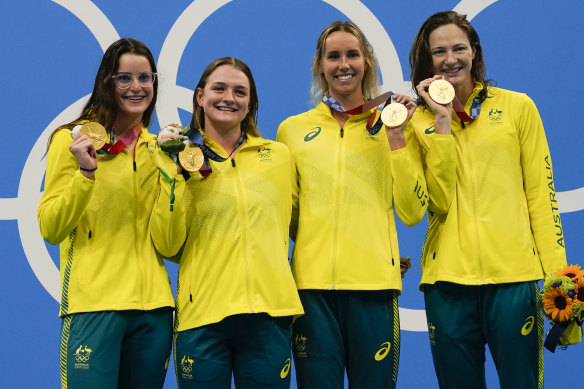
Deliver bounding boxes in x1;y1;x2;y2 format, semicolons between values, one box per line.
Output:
381;103;408;128
178;144;204;172
79;122;107;149
428;79;455;105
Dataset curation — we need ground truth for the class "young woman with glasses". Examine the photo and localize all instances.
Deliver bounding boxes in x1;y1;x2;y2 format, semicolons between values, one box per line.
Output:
37;38;175;389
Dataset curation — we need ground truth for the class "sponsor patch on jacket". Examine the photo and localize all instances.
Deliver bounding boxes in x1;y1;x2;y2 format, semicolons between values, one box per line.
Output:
304;127;321;142
424;123;436;134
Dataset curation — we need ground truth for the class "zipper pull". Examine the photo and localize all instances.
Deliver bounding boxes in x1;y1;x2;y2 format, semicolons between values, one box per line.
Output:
340;128;344;138
133;160;137;171
231;158;236;167
460;120;466;129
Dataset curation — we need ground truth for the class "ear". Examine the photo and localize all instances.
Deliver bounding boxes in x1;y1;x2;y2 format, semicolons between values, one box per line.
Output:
195;87;204;106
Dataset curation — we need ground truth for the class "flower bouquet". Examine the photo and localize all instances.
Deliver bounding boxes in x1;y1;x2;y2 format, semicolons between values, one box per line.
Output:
542;264;584;352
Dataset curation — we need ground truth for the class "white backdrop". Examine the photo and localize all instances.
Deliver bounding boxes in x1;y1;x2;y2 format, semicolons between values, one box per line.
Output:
1;0;582;387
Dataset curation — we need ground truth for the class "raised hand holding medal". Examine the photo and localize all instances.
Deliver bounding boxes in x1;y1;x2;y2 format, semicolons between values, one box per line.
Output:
158;124;206;173
69;122;105;178
74;122;108;150
158;124;189;172
382;93;417;150
416;75;454;134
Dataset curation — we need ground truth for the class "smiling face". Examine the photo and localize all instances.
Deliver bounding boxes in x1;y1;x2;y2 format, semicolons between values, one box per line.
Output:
429;23;476;95
195;65;250;133
319;30;367;102
113;53;154;123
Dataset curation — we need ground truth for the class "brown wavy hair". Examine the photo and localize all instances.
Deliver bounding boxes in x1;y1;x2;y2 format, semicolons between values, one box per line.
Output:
409;11;490;108
46;38;158;149
190;57;260;137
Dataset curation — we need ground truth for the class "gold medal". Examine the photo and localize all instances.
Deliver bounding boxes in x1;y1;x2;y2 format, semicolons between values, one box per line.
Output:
178;144;204;172
79;122;107;150
381;103;408;128
428;79;455;105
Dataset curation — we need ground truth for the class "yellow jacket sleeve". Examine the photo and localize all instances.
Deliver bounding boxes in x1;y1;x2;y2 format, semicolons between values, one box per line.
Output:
517;94;567;275
150;148;187;258
276;123;299;242
389;124;428;226
423;133;457;214
37;130;95;245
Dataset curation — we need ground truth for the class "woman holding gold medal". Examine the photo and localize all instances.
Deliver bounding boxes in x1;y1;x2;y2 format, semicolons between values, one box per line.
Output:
276;21;427;388
37;38;175;389
408;11;567;388
151;57;303;388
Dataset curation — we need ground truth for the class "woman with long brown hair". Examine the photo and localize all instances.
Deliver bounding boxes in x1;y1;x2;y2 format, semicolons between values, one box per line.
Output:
38;38;175;389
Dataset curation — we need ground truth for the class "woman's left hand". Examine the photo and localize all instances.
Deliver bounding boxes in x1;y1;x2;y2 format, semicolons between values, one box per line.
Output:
400;256;412;278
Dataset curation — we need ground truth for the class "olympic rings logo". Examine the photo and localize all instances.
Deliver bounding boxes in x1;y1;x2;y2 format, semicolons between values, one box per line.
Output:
75;355;90;363
0;0;582;333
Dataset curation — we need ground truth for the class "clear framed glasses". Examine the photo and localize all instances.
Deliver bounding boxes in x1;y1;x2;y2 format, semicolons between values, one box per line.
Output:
112;72;157;89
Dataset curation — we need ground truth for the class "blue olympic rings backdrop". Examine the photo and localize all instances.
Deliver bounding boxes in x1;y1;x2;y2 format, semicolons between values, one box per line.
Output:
1;1;582;387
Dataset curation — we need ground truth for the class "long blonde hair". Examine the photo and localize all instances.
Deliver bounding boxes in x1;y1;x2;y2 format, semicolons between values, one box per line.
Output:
311;21;379;105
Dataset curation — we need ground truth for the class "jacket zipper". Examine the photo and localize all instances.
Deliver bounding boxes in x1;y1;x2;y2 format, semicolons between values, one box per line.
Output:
132;153;146;304
331;127;344;289
461;123;485;283
232;157;254;312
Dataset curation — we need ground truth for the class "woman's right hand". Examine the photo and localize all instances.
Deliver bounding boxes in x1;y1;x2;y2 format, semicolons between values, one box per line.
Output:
158;124;187;146
69;132;97;179
157;128;187;174
158;132;187;145
416;75;453;134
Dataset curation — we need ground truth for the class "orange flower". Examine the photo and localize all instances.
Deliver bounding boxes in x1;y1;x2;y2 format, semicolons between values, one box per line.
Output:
543;288;573;322
556;264;584;281
574;277;584;305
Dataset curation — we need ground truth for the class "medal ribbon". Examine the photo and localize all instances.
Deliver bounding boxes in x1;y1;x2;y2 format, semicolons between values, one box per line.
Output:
99;123;142;154
322;91;394;135
452;95;482;123
183;126;247;179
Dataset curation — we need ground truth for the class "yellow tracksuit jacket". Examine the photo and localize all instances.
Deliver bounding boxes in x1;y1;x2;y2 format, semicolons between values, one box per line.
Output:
151;132;304;332
411;84;567;287
277;102;428;292
38;127;175;316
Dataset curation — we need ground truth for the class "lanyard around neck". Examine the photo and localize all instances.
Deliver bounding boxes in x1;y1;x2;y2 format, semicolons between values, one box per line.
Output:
322;91;394;135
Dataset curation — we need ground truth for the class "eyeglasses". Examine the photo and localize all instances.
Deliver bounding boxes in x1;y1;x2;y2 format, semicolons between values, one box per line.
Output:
112;72;157;89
